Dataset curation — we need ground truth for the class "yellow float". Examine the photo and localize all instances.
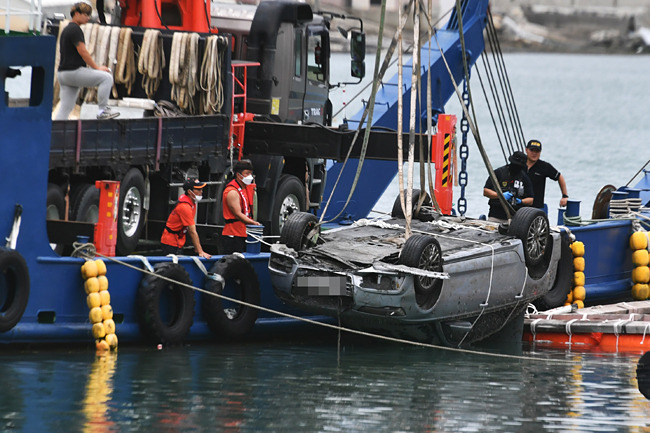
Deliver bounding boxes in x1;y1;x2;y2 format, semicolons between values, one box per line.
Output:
81;259;117;350
630;231;650;301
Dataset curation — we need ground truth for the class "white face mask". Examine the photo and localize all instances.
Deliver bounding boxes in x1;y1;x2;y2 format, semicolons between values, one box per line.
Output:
241;174;254;185
191;191;202;202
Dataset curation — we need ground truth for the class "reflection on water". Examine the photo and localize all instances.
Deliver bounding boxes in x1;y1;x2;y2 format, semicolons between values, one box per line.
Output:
0;338;648;432
637;352;650;400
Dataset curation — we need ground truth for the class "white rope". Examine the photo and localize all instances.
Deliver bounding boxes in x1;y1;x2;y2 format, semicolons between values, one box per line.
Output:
139;29;165;99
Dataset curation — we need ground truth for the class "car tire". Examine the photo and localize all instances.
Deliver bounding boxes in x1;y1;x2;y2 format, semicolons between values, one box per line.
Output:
280;212;320;252
533;235;573;311
391;189;432;218
508;207;550;268
399;234;443;309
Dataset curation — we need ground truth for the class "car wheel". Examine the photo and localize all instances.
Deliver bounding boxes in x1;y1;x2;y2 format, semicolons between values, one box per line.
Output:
391;189;432;218
280;212;320;252
399;234;443;309
508;207;550;267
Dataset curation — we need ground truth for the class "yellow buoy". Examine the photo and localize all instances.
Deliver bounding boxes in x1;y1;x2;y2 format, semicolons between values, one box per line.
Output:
632;266;650;284
566;291;573;304
632;249;650;267
572;286;586;301
87;292;101;309
101;304;113;321
630;231;648;250
89;306;103;323
96;339;110;351
82;260;99;279
92;322;106;339
573;257;585;272
95;259;107;276
97;275;109;291
99;290;110;306
632;283;650;301
84;277;100;294
574;272;585;287
103;319;116;335
574;300;585;309
570;241;585;257
105;333;118;349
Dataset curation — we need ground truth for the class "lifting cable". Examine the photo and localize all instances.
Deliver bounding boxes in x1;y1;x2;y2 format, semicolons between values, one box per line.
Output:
139;29;165;99
114;27;136;97
199;35;226;114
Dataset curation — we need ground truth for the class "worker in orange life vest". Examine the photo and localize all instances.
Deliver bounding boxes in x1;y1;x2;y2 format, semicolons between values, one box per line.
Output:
222;160;261;254
160;178;212;258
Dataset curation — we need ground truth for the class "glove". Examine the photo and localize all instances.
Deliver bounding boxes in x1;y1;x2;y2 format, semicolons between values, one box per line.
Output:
515;198;522;205
503;191;513;201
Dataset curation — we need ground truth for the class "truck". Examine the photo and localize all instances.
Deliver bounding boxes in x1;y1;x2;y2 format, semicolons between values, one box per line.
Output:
45;0;368;255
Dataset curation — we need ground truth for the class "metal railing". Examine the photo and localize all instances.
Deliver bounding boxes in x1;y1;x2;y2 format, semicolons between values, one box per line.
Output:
2;0;42;35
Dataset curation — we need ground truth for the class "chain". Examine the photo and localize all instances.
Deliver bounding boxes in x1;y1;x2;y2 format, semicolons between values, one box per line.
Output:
457;76;470;216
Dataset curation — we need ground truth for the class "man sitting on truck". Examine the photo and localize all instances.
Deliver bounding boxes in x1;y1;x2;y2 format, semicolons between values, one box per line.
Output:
222;160;261;254
161;178;212;259
55;0;119;120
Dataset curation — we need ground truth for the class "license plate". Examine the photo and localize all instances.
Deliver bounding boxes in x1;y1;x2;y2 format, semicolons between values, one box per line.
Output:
295;275;347;296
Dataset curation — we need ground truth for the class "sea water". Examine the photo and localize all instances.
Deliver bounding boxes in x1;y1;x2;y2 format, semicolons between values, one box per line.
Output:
2;53;650;431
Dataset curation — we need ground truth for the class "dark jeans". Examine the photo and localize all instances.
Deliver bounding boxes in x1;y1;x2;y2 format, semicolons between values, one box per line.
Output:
221;236;246;255
161;243;183;255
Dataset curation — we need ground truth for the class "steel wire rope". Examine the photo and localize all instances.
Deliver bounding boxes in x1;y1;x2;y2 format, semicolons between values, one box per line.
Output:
73;246;597;365
476;59;510;160
481;27;517;154
486;8;527;147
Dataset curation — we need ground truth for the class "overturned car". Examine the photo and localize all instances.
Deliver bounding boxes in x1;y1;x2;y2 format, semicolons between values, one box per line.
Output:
269;198;573;347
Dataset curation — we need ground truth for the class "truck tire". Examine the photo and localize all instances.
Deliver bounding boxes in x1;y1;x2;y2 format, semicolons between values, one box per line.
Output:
271;174;306;236
391;189;432;219
46;183;66;254
73;184;100;224
117;168;146;255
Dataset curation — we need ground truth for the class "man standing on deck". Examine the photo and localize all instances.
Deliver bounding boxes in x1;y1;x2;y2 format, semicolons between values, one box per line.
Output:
55;0;119;120
524;139;569;210
222;160;261;254
483;151;534;223
161;178;212;258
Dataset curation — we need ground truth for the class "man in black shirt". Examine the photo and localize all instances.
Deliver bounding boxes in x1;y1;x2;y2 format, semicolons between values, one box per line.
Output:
55;0;119;120
524;140;568;209
483;151;534;223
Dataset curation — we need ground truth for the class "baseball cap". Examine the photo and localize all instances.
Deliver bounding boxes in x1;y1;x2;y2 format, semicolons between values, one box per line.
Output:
183;178;206;191
526;140;542;151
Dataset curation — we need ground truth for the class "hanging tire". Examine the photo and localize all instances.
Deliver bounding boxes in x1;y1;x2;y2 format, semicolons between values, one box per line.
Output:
508;207;550;268
399;234;443;309
73;184;100;223
137;263;195;345
0;248;30;332
391;189;432;218
117;168;146;255
271;174;307;236
280;212;320;252
202;255;260;339
533;235;573;311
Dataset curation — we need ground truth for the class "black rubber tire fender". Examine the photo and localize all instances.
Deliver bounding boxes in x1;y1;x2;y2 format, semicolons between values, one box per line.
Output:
533;235;573;311
116;168;146;255
391;189;432;218
280;212;320;252
399;234;444;309
0;247;30;332
271;174;307;236
202;255;260;339
137;263;195;345
73;184;100;224
508;207;550;267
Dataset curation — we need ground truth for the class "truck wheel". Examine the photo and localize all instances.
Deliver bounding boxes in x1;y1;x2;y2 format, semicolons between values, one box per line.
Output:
508;207;550;268
399;234;443;309
391;189;432;218
73;184;100;224
280;212;319;252
117;168;146;255
46;183;66;254
271;175;306;236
